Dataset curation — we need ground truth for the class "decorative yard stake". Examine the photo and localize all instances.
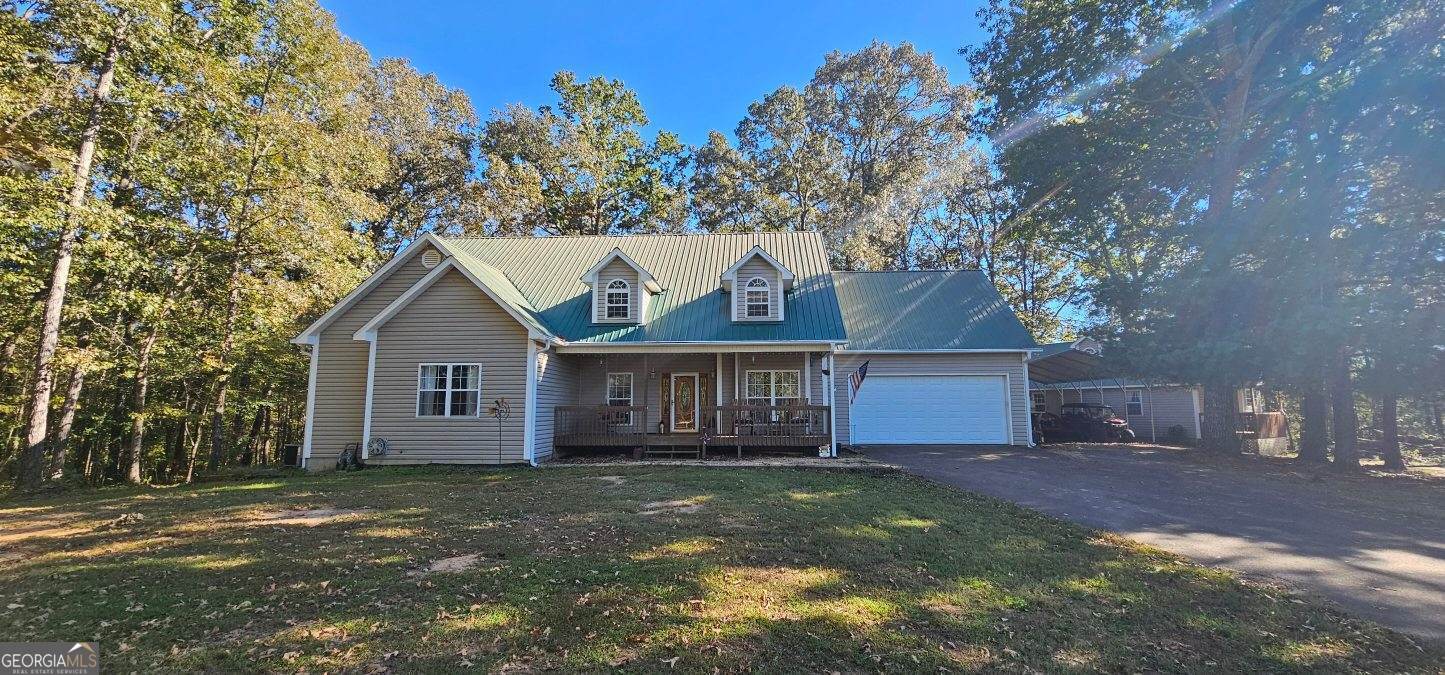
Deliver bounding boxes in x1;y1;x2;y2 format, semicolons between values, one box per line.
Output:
489;398;511;455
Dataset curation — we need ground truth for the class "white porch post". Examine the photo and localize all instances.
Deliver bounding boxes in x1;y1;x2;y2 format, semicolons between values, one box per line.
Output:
715;352;723;429
802;353;811;403
827;350;838;457
1022;353;1034;446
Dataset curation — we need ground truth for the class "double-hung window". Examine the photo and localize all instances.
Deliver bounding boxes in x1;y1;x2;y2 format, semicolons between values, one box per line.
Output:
1032;391;1047;412
605;279;631;319
417;364;481;417
744;277;771;318
745;370;800;407
1126;390;1143;416
606;372;634;425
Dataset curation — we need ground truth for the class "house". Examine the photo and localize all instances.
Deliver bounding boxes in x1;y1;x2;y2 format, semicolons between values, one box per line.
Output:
1028;339;1285;450
291;231;1038;468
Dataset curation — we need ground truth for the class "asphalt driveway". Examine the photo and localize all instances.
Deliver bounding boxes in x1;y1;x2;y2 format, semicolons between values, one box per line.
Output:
860;444;1445;642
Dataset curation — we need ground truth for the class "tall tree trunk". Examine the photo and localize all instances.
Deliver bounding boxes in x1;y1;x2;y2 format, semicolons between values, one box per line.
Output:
123;326;161;483
1329;348;1359;470
16;15;129;490
47;366;86;480
209;247;244;471
1199;385;1241;453
1380;394;1404;471
1298;387;1329;463
1432;400;1443;437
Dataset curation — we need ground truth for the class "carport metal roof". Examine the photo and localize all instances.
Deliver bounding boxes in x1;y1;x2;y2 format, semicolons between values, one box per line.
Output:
1028;340;1108;384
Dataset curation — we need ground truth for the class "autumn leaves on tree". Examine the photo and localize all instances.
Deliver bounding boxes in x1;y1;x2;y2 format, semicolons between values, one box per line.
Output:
2;0;1438;488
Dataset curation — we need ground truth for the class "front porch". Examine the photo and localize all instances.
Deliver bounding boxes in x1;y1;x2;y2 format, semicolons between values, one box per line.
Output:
542;349;836;459
554;403;831;457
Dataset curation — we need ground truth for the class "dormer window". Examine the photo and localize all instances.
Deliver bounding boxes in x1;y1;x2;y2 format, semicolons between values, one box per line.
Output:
722;245;794;322
583;247;661;324
605;279;631;319
745;277;771;317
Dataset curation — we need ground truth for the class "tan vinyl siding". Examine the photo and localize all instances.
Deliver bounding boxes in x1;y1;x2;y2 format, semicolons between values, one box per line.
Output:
594;259;640;323
310;243;439;467
833;352;1030;446
533;350;580;460
367;268;529;464
733;257;781;321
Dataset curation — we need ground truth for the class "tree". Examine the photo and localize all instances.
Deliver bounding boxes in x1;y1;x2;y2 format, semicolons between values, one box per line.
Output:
969;0;1443;460
915;149;1079;339
476;72;687;235
692;42;975;269
15;2;133;489
357;57;478;253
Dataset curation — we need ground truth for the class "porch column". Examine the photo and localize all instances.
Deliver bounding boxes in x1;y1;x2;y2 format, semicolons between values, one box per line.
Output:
802;353;811;403
715;352;723;430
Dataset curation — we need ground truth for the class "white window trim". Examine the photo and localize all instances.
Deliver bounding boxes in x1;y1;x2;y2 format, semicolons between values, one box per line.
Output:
416;363;483;418
1032;391;1047;412
745;369;802;406
744;276;772;319
1126;389;1144;416
605;372;634;406
604;279;631;320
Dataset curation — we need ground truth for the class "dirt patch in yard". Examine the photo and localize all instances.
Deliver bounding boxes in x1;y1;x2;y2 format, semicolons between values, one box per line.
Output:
639;499;706;515
407;553;488;577
251;507;367;527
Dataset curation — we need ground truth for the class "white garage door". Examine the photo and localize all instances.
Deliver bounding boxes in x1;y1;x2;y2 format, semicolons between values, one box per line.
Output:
852;375;1009;444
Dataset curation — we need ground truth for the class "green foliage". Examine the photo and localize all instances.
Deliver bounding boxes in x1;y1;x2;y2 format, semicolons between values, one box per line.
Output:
693;41;1077;338
476;71;688;235
971;0;1442;409
0;0;477;484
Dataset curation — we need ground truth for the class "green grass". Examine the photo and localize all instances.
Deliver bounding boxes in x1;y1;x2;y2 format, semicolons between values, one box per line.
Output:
1;467;1437;672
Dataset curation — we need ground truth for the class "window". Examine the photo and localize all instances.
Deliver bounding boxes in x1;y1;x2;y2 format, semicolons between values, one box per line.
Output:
1032;391;1047;412
417;364;481;417
746;370;800;406
744;277;771;318
1126;390;1143;416
606;372;634;425
605;279;630;319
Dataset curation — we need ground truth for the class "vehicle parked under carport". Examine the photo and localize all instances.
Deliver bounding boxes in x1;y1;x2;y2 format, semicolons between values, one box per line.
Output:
1033;403;1137;444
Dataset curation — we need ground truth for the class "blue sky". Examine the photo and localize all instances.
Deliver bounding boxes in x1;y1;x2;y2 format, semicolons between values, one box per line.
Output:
321;0;990;145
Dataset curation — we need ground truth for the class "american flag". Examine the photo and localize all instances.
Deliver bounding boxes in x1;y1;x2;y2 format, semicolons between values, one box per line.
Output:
848;360;870;403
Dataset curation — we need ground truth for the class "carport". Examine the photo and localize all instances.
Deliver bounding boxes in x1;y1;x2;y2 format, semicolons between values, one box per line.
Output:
1026;339;1174;442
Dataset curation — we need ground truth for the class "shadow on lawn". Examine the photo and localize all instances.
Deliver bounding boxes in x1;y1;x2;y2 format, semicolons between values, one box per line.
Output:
0;466;1436;673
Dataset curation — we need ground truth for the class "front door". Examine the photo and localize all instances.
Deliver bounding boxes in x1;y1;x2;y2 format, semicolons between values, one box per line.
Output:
670;374;698;432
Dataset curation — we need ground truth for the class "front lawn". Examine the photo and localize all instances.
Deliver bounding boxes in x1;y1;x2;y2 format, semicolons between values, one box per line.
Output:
2;467;1437;672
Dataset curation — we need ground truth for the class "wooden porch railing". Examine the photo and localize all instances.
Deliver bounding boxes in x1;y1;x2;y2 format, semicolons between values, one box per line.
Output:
709;404;830;440
552;403;830;448
555;405;647;439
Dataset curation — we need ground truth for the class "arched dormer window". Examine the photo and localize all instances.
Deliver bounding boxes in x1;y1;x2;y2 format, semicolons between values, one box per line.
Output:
745;277;771;318
605;279;631;319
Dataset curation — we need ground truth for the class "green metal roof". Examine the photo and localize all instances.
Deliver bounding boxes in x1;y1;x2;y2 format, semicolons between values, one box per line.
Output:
832;270;1038;351
441;232;846;343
